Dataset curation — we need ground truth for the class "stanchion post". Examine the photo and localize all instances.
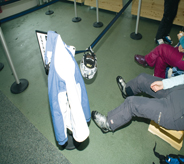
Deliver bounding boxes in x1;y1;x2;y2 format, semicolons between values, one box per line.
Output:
39;0;43;5
0;26;29;94
45;0;54;15
93;0;103;28
130;0;142;40
72;0;81;22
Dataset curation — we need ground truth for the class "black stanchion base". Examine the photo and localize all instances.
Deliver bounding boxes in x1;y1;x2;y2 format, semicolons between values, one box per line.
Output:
63;131;81;150
130;32;142;40
72;17;81;22
45;10;54;15
0;63;4;71
93;22;103;28
11;79;29;94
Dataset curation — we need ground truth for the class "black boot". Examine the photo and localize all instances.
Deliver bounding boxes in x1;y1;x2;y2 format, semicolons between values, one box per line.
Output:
92;111;112;133
116;76;127;99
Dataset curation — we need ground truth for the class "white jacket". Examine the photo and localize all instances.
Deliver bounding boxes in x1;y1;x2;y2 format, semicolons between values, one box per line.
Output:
45;31;91;146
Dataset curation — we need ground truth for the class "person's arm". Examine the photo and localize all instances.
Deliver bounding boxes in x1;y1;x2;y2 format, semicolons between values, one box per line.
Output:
178;45;184;53
177;32;184;52
177;31;184;41
180;35;184;45
150;74;184;92
162;74;184;89
179;36;184;48
150;81;164;92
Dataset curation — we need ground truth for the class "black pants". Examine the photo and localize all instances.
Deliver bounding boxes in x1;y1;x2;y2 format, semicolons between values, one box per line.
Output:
107;73;184;131
155;0;180;40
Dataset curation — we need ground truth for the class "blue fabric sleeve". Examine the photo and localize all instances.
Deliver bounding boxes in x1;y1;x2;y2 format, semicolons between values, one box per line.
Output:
162;74;184;89
179;36;184;49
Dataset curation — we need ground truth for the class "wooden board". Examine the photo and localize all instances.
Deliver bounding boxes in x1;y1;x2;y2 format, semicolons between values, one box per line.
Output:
84;0;123;13
68;0;84;3
131;0;184;26
148;120;184;151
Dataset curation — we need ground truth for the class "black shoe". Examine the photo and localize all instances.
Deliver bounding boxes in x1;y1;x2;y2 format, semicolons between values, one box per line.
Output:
134;54;149;67
91;111;112;133
116;76;127;99
163;36;173;45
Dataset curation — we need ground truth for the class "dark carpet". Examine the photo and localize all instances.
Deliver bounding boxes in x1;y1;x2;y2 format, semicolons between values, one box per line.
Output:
0;91;71;164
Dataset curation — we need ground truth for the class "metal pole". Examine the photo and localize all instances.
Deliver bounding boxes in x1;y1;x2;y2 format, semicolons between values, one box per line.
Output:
76;0;132;54
93;0;103;27
91;0;132;48
74;0;77;17
0;27;20;84
45;0;54;15
72;0;81;22
0;26;29;94
130;0;142;40
96;0;99;22
135;0;142;34
39;0;43;5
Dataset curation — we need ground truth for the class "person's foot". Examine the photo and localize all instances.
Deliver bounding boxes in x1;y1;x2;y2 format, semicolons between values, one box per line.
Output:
134;54;148;67
116;76;127;99
163;36;173;45
155;38;164;45
91;111;112;133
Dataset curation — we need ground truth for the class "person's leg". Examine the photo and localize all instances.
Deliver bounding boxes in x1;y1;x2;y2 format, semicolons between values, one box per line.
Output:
145;44;184;78
92;73;184;132
155;0;167;40
153;56;168;78
145;44;171;67
162;0;180;37
117;73;170;98
126;73;170;98
107;95;178;131
155;0;180;40
135;44;172;71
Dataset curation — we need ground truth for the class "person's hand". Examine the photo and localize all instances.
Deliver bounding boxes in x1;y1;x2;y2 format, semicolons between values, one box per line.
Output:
150;81;164;92
178;45;184;53
177;31;184;40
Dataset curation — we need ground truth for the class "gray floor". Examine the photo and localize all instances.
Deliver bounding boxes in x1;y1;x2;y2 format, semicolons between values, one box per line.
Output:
0;1;183;164
0;90;72;164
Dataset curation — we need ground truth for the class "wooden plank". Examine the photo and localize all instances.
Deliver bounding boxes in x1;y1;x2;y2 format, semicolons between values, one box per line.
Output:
148;120;184;151
131;0;184;26
85;0;123;13
68;0;84;3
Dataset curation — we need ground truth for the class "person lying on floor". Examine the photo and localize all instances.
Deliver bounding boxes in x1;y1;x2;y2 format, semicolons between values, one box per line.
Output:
134;31;184;78
92;73;184;133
